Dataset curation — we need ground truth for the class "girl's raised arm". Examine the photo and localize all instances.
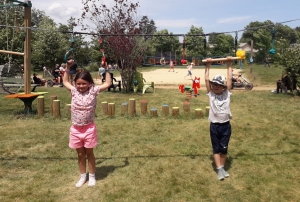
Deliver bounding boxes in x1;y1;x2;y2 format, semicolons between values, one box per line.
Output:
63;59;74;91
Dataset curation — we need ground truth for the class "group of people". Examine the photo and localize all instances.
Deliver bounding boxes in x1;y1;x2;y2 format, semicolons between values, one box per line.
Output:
36;62;77;87
168;60;195;79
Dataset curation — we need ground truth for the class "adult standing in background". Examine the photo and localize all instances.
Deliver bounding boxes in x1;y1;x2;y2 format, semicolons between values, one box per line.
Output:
264;55;270;67
69;62;77;85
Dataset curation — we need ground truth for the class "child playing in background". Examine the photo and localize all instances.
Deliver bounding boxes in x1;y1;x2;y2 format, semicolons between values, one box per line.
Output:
63;58;111;187
204;57;232;181
184;62;193;79
169;60;174;72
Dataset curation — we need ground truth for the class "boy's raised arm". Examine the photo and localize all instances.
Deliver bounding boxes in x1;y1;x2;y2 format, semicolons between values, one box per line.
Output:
226;57;232;90
205;58;212;93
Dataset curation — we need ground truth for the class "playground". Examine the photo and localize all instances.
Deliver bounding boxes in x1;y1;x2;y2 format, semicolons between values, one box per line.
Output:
0;1;299;201
1;64;300;201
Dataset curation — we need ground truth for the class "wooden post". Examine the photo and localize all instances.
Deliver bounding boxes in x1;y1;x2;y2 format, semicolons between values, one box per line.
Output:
250;39;253;74
37;96;44;117
150;108;158;117
66;104;71;115
128;98;136;117
101;101;108;115
195;108;203;118
140;100;148;115
24;4;31;94
121;102;128;115
53;100;60;118
183;101;190;113
162;104;169;115
172;107;179;116
205;106;210;116
50;95;57;115
0;50;24;56
108;103;115;117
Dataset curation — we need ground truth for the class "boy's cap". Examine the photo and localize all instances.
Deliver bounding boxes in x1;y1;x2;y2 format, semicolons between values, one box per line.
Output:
191;62;194;65
210;74;226;86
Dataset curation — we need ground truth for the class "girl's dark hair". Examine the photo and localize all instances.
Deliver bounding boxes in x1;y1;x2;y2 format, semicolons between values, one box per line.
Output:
74;71;94;84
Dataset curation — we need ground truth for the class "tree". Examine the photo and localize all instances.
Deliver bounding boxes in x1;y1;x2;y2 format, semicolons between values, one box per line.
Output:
185;26;205;58
241;21;299;63
209;34;234;56
240;20;274;42
275;24;299;44
277;46;300;95
31;17;63;70
149;29;180;59
139;16;157;41
79;0;146;93
0;2;24;65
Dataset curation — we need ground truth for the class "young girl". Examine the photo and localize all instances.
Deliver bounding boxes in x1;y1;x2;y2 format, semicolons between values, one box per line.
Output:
63;59;111;187
168;60;174;72
205;57;232;181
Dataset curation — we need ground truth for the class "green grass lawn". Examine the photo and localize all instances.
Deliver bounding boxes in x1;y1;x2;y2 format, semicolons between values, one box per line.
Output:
1;64;299;201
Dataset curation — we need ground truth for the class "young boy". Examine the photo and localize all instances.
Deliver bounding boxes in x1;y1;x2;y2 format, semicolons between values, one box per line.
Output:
205;57;232;181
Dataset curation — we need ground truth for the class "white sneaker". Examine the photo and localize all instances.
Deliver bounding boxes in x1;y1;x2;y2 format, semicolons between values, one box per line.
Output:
75;176;87;188
221;168;230;178
88;175;96;187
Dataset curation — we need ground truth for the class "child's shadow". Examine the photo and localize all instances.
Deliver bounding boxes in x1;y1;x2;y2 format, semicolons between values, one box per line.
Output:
210;155;233;173
95;157;129;181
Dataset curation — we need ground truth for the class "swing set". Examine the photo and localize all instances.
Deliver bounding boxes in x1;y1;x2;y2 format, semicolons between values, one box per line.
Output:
0;1;43;113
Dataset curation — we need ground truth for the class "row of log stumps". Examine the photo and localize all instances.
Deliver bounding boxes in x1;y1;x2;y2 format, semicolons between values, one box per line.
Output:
101;98;211;118
36;96;210;119
36;94;61;118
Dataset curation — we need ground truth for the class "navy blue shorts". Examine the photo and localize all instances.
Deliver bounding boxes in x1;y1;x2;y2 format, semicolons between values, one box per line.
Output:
210;121;231;154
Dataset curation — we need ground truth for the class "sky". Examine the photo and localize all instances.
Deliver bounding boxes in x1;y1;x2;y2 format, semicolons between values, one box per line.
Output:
32;0;300;40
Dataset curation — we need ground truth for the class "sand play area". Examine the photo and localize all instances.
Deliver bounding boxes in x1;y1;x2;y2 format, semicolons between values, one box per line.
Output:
111;67;239;86
96;67;275;90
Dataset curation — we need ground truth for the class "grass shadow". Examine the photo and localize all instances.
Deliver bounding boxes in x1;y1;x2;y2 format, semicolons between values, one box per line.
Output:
95;157;129;180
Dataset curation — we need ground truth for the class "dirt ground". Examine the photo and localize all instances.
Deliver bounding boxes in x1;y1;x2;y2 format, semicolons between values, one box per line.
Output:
97;68;276;91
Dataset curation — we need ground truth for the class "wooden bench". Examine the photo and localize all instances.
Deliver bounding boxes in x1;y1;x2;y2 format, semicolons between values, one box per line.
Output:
133;71;155;94
102;72;121;91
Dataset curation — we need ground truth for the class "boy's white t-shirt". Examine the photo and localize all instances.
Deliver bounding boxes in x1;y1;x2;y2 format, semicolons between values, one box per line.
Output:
207;89;232;123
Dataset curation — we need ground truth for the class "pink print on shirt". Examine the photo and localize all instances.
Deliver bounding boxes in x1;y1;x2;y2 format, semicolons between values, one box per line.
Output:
71;85;101;126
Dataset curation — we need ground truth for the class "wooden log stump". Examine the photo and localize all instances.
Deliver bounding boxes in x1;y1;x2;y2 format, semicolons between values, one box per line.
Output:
121;102;128;115
53;100;60;118
50;95;57;115
101;101;108;115
172;107;179;116
140;100;148;115
162;104;169;116
150;108;158;117
183;101;190;113
108;103;115;117
206;106;210;116
128;98;136;117
66;104;71;115
186;91;192;102
37;96;44;117
195;108;203;118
